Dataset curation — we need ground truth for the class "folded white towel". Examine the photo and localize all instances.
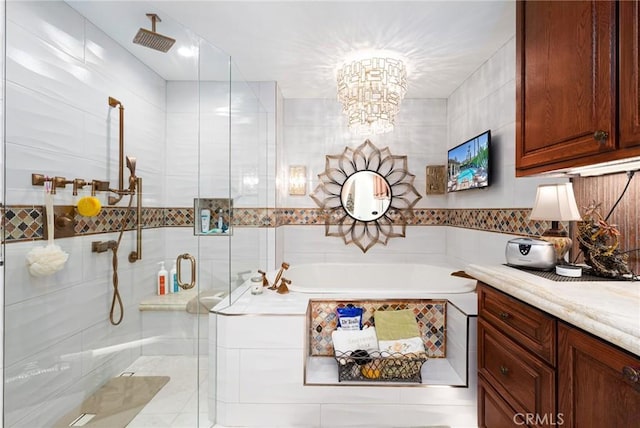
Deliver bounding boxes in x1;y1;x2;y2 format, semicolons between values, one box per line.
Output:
378;336;426;355
331;327;379;355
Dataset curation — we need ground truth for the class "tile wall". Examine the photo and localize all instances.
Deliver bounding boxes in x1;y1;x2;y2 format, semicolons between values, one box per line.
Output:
2;2;166;426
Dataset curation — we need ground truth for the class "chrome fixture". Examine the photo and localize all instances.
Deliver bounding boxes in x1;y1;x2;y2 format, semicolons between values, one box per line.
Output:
133;13;176;53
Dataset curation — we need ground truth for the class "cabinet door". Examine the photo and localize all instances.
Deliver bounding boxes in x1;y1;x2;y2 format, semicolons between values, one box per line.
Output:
620;0;640;149
478;377;525;428
558;322;640;427
516;0;617;175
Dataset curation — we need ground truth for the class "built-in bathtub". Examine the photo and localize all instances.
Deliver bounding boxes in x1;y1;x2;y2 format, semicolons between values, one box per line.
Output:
209;263;479;427
286;263;476;294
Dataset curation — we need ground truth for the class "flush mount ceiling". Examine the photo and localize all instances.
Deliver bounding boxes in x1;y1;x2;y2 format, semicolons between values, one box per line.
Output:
337;55;408;135
67;1;515;99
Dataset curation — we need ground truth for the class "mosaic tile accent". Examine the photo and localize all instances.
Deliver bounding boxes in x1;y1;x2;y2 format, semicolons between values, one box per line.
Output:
447;208;558;237
234;208;275;227
164;207;194;227
308;299;447;358
4;206;43;241
3;205;548;243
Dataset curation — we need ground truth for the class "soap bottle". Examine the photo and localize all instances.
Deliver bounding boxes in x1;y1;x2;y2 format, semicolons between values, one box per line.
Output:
217;209;224;230
157;261;168;295
201;209;211;233
170;261;178;293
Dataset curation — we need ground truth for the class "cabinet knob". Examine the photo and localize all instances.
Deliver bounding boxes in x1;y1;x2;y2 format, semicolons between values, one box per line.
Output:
593;130;609;144
622;366;640;385
499;365;509;376
499;311;511;320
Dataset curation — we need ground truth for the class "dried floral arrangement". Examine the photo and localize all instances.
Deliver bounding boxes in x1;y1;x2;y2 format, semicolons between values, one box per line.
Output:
576;202;632;278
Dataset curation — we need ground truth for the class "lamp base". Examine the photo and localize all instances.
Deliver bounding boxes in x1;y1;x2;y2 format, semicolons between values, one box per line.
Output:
539;234;572;265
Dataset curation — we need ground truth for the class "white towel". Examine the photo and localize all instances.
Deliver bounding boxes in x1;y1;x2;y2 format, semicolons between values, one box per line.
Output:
331;327;379;355
378;337;426;355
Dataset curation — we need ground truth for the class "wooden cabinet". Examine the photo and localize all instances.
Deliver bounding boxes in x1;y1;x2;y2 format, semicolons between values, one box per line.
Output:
620;0;640;149
516;0;640;176
478;282;640;427
477;283;556;427
558;322;640;428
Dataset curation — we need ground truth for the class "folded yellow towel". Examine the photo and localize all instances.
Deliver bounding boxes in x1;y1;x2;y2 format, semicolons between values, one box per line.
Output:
374;309;421;341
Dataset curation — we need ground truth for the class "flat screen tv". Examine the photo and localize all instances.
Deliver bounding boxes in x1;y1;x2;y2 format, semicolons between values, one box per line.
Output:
447;130;491;192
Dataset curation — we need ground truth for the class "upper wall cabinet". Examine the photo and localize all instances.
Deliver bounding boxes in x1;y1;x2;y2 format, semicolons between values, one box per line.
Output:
516;0;640;176
620;0;640;149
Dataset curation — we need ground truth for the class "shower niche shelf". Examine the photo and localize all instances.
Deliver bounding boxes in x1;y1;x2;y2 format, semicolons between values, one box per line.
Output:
194;198;233;236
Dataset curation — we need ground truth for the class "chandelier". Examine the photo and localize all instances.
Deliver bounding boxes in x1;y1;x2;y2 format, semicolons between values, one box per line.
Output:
337;56;407;135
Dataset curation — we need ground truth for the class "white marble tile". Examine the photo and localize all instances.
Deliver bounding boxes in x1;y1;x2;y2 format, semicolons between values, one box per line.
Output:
7;1;85;62
320;403;477;427
217;402;321;427
217;314;304;349
215;347;240;403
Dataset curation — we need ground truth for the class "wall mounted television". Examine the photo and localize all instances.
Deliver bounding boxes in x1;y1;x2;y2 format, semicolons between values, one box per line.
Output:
447;130;491;192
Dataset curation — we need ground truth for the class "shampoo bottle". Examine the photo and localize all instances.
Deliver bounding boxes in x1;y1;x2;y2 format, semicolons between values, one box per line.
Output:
157;261;168;295
201;209;211;233
170;261;178;293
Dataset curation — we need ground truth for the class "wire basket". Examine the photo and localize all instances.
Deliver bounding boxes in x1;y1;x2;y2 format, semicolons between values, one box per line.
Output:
334;350;428;383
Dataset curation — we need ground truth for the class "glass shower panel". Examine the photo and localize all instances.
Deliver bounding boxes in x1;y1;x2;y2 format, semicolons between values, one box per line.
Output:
2;1;231;427
229;64;270;301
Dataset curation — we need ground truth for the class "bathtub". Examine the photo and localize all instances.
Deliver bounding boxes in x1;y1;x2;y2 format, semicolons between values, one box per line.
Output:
284;262;476;294
211;262;479;426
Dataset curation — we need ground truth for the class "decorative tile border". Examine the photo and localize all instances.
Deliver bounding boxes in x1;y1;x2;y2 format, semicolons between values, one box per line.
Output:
308;299;447;358
3;205;549;242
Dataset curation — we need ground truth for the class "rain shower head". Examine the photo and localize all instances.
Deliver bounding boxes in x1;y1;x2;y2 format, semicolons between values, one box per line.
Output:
133;13;175;53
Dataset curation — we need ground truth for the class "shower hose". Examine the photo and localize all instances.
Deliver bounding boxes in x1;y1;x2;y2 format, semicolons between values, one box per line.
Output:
109;192;135;325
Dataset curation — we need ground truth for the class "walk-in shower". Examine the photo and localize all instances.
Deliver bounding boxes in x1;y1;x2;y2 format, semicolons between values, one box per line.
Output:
2;1;269;427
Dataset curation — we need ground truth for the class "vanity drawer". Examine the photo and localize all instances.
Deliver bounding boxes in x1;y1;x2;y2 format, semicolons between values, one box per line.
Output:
478;283;556;366
478;318;556;420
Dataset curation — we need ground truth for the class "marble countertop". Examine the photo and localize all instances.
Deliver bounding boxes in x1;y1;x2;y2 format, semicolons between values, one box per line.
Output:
465;264;640;356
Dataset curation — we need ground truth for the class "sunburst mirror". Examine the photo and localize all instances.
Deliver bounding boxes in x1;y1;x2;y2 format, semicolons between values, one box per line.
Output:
310;139;422;252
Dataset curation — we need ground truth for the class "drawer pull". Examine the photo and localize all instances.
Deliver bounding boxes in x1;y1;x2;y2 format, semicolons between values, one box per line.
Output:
499;365;510;376
622;366;640;384
498;311;511;320
593;130;609;144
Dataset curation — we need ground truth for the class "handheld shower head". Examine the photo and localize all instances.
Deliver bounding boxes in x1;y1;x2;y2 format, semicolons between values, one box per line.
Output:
126;156;137;177
133;14;175;53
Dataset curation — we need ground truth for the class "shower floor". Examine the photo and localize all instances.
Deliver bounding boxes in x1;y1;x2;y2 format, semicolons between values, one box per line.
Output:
124;356;211;428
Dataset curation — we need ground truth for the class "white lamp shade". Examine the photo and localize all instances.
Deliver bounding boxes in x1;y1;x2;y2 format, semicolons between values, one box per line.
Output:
530;183;582;221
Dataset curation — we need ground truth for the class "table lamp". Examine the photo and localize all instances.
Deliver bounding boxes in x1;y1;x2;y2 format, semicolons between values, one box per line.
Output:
529;183;582;264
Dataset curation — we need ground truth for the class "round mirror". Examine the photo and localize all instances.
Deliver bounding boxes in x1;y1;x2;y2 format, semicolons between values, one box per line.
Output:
340;171;391;222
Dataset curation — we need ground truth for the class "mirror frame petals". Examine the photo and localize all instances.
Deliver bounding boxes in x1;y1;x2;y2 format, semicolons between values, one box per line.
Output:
310;139;422;253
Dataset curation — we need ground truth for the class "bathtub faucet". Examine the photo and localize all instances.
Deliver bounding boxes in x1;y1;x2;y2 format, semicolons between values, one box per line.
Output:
257;270;270;288
276;277;291;294
270;262;290;290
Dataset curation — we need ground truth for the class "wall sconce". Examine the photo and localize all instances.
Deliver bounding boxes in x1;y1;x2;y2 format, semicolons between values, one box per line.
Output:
529;182;582;264
289;166;307;196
